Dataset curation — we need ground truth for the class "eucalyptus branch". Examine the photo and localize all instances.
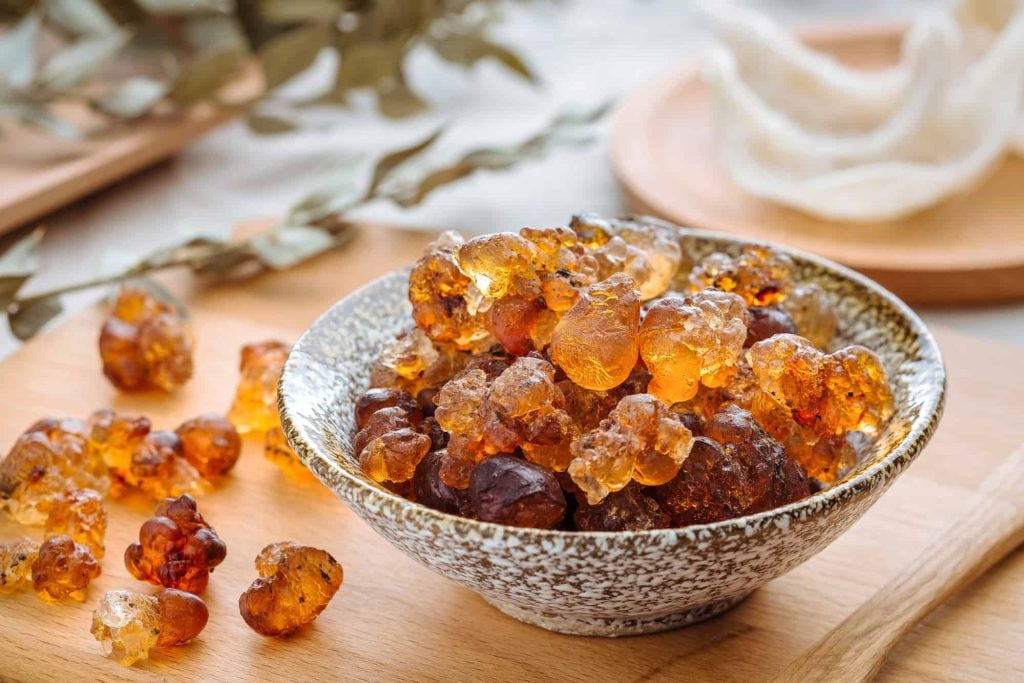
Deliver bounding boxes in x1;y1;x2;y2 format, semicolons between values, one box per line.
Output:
0;102;608;341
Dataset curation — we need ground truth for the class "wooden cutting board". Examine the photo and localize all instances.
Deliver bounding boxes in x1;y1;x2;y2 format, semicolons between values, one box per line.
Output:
0;225;1022;682
610;23;1024;305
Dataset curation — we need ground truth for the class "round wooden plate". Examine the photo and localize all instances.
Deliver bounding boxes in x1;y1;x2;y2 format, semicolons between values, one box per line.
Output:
611;23;1024;305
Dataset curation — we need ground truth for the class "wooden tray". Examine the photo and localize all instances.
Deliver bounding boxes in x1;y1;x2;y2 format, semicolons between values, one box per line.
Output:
1;224;1023;681
0;104;234;237
611;23;1024;305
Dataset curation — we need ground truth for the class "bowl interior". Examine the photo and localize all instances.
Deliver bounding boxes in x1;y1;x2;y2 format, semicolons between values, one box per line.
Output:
279;223;945;536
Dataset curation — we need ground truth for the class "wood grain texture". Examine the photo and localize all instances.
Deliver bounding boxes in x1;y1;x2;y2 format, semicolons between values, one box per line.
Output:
773;444;1024;683
610;22;1024;305
0;224;1022;682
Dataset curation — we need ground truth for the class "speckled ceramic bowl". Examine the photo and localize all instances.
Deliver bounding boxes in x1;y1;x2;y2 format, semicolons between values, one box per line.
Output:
278;218;945;637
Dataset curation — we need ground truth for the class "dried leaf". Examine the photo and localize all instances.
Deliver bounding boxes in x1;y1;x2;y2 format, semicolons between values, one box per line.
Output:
376;71;428;119
20;107;81;139
95;77;167;118
258;0;341;24
247;112;298;134
365;127;442;198
248;225;337;269
0;12;40;89
0;226;43;308
134;0;231;15
8;296;62;341
44;0;118;36
183;13;248;52
430;30;535;82
259;23;329;90
169;49;244;104
288;177;363;225
40;30;128;90
326;36;406;100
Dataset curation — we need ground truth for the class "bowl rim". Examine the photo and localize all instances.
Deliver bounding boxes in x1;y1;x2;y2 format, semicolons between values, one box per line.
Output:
279;218;947;541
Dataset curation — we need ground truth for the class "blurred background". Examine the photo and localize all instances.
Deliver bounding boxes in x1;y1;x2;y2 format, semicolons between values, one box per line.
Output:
4;0;1021;355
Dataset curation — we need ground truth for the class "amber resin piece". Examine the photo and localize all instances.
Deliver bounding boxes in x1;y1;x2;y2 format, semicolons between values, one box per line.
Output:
265;427;315;480
227;341;290;434
413;450;470;515
744;305;797;347
408;232;490;349
0;418;106;525
748;334;894;437
468;456;566;529
573;484;670;531
91;588;209;666
781;283;837;349
32;534;101;602
239;542;343;637
703;406;810;513
359;428;431;483
550;273;641;391
45;488;107;558
175;413;242;478
568;394;695;504
649;437;752;526
0;537;39;594
124;494;226;594
124;431;207;500
354;388;420;430
639;290;748;404
87;409;150;478
688;246;794;306
99;286;194;391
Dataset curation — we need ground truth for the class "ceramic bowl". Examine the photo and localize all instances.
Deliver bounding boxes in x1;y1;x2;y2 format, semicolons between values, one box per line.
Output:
278;217;945;637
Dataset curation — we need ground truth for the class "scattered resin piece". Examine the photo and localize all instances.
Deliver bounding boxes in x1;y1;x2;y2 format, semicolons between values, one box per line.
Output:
689;246;794;306
573;484;670;531
227;341;290;434
0;537;39;594
468;456;566;529
238;542;343;637
32;534;101;602
568;394;695;504
87;409;150;478
550;273;641;391
638;289;748;404
124;494;226;594
99;286;193;391
265;427;315;480
175;413;242;478
781;283;837;349
0;418;106;525
91;588;209;666
45;488;106;557
122;430;207;500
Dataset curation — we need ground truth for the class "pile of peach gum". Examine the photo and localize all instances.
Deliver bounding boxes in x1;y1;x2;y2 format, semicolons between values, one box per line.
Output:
355;214;893;532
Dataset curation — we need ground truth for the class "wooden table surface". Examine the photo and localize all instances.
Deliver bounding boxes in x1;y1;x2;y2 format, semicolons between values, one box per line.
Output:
0;225;1022;682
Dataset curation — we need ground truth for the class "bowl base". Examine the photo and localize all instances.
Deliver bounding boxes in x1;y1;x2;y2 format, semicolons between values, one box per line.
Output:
483;592;751;637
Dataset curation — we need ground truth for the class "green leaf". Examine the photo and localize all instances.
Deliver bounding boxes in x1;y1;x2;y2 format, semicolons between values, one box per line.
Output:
258;0;341;24
95;77;167;118
169;49;244;104
376;71;427;119
259;23;329;90
8;296;62;341
39;30;128;90
0;226;43;308
0;12;39;89
134;0;231;15
249;225;337;269
247;112;297;134
430;30;535;82
365;127;442;199
44;0;117;36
